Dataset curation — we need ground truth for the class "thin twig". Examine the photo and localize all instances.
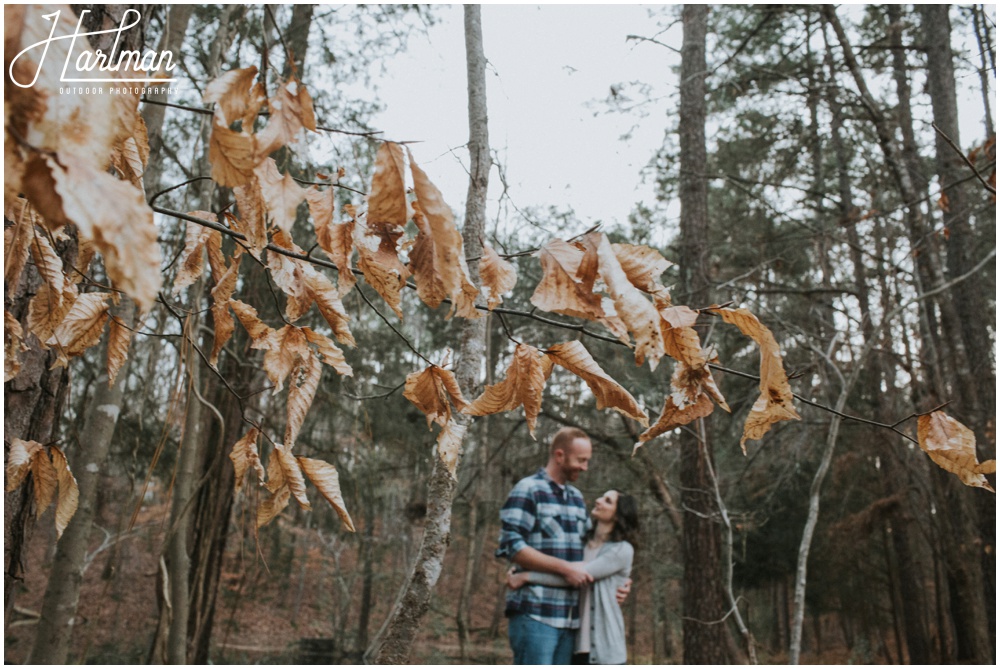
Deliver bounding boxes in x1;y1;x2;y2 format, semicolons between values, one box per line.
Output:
931;122;997;195
354;286;432;366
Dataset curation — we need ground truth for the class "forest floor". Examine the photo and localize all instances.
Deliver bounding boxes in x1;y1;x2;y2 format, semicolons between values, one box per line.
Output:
5;478;865;665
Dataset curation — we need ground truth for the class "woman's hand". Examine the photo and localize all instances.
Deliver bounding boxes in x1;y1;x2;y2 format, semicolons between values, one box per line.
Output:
506;569;530;590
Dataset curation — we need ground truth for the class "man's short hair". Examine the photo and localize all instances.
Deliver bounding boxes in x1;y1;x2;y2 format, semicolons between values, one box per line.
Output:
550;427;589;454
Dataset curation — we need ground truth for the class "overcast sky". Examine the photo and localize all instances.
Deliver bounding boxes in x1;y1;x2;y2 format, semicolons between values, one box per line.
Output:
365;4;995;244
369;5;682;239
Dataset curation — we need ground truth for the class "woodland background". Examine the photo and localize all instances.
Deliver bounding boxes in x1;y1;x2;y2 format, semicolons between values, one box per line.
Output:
3;3;996;665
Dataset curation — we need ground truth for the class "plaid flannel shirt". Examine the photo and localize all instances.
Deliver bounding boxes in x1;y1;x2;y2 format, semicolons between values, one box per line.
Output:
496;468;588;629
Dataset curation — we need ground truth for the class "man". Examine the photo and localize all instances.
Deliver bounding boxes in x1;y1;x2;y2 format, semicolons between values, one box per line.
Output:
495;427;597;664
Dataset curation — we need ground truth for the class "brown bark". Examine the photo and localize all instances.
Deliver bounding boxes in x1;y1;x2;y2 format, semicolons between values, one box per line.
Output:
677;5;733;665
4;3;144;629
921;6;995;662
27;300;136;664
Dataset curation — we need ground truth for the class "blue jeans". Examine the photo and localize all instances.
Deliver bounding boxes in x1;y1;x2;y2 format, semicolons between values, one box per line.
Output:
508;614;576;665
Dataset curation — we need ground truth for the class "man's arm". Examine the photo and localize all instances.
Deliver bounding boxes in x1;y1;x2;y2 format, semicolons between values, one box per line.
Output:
511;545;593;587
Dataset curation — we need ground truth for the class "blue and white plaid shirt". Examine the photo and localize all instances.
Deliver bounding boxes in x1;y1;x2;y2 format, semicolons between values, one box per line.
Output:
496;468;588;629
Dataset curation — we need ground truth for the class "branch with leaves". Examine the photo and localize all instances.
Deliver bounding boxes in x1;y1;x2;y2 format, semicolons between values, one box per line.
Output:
6;39;994;543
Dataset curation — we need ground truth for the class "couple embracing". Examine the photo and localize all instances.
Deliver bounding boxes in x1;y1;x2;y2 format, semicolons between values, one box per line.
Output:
497;427;638;665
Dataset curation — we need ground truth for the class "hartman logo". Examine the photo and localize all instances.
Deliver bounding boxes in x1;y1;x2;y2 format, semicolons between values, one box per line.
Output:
9;8;177;89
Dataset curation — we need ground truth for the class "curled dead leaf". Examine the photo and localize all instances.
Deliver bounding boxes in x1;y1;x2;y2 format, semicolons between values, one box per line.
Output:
298;457;356;532
367;142;408;230
545;341;648;426
712;306;800;452
917;412;995;492
464;344;551;438
106;310;132;387
46;292;111;368
404;365;469;429
50;446;79;539
436;419;467;478
480;244;517;310
285;352;322;448
230;427;265;494
634;392;714;453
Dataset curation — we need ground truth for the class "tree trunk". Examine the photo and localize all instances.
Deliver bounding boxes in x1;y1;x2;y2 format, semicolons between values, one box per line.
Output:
369;6;490;663
676;5;733;665
26;301;135;664
142;4;193;192
4;3;146;630
921;10;996;656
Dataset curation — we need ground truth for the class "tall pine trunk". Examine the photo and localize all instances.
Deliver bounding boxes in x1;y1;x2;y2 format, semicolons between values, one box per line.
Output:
677;5;733;664
921;6;995;661
370;5;490;662
920;10;996;662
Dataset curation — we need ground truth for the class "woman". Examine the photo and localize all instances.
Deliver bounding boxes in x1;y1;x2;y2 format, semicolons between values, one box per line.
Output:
507;489;638;665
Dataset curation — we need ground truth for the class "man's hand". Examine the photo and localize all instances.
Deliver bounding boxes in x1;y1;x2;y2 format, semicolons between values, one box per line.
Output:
560;562;594;588
615;577;633;605
506;568;530;590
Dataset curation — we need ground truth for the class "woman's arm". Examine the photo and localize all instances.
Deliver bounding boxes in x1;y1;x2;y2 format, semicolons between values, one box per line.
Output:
509;544;634;589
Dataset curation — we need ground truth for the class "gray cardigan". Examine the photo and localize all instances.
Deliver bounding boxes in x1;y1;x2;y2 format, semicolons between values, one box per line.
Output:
525;541;634;664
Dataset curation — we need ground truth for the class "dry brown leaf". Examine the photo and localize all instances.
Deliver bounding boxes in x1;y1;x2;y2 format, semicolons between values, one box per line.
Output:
713;307;800;452
531;239;609;322
34;155;161;312
4;198;36;293
257;483;290;528
634;392;714;453
268;231;355;344
404;365;469;429
266;233;313;321
46;292;111;368
545;341;648;426
307;187;356;296
305;272;355;346
232;178;268;258
612;242;672;294
659;304;706;369
30;446;58;516
298;457;356;531
464;344;549;438
585;233;664;370
302;327;353;377
256;158;306;235
271;443;311;510
262;326;310;394
354;221;410;319
436;419;467;478
209;121;256;188
28;226;64;299
204;66;260;126
257;78;314;158
285;352;322;448
230;427;265;494
50;446;78;538
230;298;276;350
409;153;482;319
106;311;132;387
917;412;995;492
5;310;26;382
481;244;517;310
28;282;78;349
172;212;216;295
6;439;43;491
209;250;242;367
367;142;408;230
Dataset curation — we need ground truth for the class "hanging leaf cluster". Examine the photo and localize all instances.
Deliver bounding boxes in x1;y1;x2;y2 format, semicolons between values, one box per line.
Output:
5;30;993;540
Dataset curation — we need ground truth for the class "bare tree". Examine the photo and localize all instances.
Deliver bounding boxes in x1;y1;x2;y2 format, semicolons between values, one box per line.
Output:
369;5;490;663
